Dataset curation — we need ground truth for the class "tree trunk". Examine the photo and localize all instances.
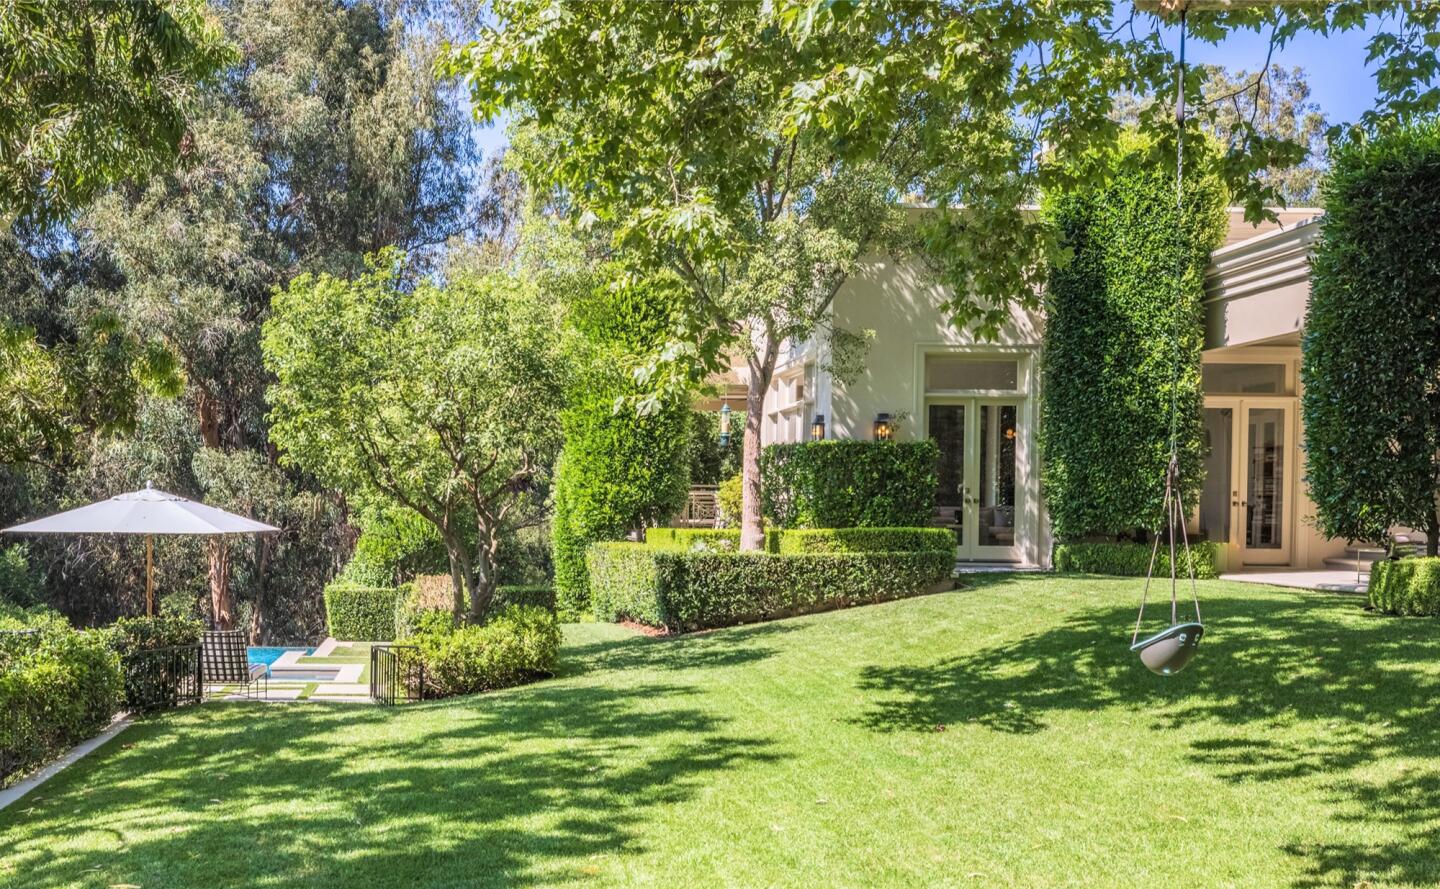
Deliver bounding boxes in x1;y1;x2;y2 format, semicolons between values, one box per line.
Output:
467;522;500;622
248;535;273;644
208;536;234;630
1428;489;1439;557
740;348;778;552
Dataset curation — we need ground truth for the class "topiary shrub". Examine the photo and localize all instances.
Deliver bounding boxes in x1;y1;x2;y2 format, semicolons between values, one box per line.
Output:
1052;541;1219;579
776;527;955;555
552;268;694;616
410;605;561;697
323;583;403;641
1040;133;1227;542
1;626;122;787
760;440;939;529
1368;558;1440;616
588;543;954;632
1303;121;1440;555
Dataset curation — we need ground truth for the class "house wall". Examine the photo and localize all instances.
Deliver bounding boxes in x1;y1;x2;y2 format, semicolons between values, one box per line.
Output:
743;209;1359;572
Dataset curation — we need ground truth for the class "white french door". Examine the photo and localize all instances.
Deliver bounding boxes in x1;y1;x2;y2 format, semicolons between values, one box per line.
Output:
1199;398;1294;567
927;399;1022;561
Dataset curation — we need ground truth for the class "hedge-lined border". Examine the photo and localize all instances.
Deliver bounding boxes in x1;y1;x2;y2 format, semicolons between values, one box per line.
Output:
588;544;954;633
323;584;404;641
1369;558;1440;616
1052;541;1219;580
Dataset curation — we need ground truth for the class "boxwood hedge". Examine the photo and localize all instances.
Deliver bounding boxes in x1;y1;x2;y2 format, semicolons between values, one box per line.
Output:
588;543;954;632
1368;558;1440;616
1052;541;1219;579
408;605;562;698
323;583;404;641
761;440;938;529
776;527;955;555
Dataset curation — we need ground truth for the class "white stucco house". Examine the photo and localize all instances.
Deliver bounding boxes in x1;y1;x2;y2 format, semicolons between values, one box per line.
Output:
726;207;1372;572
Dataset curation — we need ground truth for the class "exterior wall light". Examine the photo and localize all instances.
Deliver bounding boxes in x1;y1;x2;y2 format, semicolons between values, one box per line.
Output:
1004;426;1017;441
718;403;732;447
873;412;893;441
811;414;826;441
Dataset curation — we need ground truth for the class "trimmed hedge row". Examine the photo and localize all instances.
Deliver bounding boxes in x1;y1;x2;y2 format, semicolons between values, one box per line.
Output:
1052;541;1219;579
1369;558;1440;616
1;626;122;788
643;527;955;556
776;527;955;555
323;584;404;641
761;440;939;529
588;544;954;632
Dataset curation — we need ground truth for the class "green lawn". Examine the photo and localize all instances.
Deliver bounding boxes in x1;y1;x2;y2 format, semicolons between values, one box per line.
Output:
4;575;1438;888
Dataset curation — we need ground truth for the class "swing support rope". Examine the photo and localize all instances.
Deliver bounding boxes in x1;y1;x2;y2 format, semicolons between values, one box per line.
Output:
1131;6;1204;647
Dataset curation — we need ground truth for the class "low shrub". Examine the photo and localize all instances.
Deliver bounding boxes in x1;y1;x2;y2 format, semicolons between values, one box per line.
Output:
1368;558;1440;616
761;440;939;529
777;527;955;555
1052;541;1219;579
410;605;561;697
0;600;66;632
107;616;204;654
1;626;122;787
323;583;404;641
589;543;954;632
396;575;557;638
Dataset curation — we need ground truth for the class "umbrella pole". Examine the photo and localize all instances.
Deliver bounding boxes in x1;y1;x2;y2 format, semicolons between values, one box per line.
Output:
146;534;154;617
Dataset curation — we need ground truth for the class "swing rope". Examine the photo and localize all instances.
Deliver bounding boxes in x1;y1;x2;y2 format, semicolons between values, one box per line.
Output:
1132;6;1203;647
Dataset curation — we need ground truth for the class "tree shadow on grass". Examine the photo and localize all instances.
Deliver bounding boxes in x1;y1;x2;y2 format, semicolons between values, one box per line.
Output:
854;575;1440;887
1;668;783;887
557;619;800;677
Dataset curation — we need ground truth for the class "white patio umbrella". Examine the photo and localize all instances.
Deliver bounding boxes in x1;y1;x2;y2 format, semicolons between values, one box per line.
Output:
2;483;280;616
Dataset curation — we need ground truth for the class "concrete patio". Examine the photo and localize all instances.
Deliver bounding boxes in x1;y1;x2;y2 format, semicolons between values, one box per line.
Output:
1220;569;1368;595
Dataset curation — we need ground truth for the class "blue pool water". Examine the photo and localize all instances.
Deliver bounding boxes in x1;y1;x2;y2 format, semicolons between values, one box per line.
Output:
248;646;314;668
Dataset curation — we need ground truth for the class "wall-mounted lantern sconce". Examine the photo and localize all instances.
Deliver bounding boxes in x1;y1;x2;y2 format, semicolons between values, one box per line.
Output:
873;412;893;441
718;403;732;447
1004;425;1016;441
810;414;826;441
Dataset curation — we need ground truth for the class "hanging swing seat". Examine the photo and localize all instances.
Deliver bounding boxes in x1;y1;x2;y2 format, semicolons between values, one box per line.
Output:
1130;621;1204;675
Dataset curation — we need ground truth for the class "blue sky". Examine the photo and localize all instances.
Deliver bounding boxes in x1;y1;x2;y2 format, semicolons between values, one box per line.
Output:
468;14;1388;166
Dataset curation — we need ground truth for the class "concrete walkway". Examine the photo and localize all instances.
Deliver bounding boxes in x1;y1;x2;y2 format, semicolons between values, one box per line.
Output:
1221;569;1368;594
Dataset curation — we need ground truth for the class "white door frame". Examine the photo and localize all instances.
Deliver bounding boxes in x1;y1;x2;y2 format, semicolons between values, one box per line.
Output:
1204;395;1296;567
924;396;1024;562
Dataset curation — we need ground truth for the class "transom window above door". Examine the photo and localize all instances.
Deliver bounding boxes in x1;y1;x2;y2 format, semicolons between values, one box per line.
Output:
925;355;1019;392
1202;362;1292;395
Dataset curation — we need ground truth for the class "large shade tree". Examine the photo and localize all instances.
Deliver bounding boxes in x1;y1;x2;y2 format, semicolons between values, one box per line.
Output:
264;251;566;621
447;1;1440;551
1303;121;1440;556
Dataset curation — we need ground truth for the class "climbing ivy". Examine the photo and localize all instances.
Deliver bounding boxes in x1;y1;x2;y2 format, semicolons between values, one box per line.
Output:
1040;134;1228;542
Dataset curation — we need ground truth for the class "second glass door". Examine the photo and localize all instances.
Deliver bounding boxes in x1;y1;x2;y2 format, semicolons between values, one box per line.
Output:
928;400;1020;561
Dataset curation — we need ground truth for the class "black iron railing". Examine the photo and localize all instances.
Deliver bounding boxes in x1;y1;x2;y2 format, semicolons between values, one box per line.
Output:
370;644;425;705
121;643;203;712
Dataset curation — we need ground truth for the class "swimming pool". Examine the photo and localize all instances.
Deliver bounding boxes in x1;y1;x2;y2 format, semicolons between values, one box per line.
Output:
247;646;314;668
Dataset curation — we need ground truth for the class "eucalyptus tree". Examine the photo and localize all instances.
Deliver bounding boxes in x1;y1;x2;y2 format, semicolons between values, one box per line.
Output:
448;0;1440;551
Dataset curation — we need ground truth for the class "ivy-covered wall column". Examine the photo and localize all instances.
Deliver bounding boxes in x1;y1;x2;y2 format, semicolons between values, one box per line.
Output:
1303;121;1440;556
1039;134;1228;542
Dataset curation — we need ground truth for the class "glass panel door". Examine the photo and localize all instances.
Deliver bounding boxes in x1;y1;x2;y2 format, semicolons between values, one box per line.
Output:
1240;403;1292;565
974;404;1019;554
928;404;965;549
1199;407;1234;546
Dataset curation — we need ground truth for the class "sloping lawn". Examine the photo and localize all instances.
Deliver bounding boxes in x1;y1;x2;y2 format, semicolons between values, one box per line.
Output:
3;575;1438;888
